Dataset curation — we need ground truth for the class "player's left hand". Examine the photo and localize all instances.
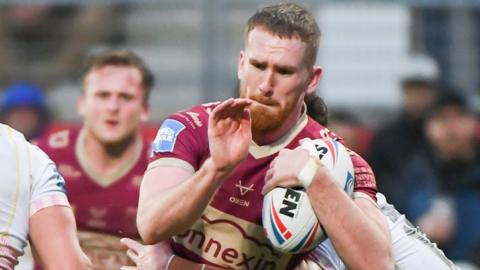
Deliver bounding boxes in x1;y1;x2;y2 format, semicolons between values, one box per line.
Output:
262;147;318;194
120;238;172;270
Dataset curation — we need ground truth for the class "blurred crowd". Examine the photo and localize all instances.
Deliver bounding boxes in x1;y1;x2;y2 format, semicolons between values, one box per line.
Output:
0;3;479;270
0;5;126;89
329;55;480;267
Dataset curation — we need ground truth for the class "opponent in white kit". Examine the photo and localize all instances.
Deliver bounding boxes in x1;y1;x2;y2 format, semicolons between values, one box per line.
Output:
305;192;459;270
0;124;91;270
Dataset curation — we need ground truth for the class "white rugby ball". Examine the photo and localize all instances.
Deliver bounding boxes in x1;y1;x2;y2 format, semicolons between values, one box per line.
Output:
262;138;354;253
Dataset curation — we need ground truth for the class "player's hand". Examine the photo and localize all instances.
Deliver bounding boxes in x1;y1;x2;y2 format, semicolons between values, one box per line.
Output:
208;98;252;172
120;238;172;270
262;147;316;194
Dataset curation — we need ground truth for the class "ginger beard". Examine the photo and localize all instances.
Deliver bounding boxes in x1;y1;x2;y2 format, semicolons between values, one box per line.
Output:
239;82;298;134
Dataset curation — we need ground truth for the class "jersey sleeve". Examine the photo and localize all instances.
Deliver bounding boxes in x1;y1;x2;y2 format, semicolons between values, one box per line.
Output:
0;125;28;266
350;151;378;203
29;144;70;216
148;105;211;172
323;126;378;203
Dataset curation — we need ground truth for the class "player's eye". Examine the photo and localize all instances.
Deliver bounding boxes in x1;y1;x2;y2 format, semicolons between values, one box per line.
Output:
250;61;266;70
119;94;133;101
277;68;294;75
96;91;110;99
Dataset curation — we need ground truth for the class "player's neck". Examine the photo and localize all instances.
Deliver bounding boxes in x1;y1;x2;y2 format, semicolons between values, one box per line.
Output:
81;129;142;173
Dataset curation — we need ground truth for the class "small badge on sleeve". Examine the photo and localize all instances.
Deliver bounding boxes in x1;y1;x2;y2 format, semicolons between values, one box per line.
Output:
152;119;186;153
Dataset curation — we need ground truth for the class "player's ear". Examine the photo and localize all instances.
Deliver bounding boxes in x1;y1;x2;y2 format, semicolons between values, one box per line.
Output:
237;50;245;80
306;66;322;96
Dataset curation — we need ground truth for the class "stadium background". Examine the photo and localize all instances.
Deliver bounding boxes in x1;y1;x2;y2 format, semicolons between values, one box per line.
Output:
1;0;479;269
1;0;479;124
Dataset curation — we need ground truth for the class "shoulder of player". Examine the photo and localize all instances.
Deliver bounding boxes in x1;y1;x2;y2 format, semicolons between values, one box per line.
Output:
0;123;27;144
349;149;377;189
36;126;80;152
168;102;220;130
150;103;216;158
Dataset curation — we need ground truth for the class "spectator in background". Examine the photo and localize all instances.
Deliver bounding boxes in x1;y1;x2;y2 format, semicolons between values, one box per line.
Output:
0;4;126;89
400;90;480;266
0;82;50;141
368;53;438;211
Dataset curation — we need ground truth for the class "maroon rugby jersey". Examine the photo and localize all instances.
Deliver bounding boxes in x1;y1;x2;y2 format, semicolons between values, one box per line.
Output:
36;128;150;270
149;102;377;270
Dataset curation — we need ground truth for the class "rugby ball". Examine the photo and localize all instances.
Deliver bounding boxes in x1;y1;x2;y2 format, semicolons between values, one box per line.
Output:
262;138;354;253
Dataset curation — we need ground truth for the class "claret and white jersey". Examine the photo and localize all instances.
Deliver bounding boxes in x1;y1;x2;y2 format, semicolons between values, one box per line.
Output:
35;127;150;270
150;103;378;270
0;124;70;270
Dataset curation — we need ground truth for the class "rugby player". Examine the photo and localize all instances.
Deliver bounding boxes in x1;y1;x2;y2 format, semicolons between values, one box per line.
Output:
136;3;392;270
122;95;460;269
0;124;92;270
35;49;154;270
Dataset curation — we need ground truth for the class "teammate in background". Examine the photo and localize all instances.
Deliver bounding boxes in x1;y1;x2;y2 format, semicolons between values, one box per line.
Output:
136;3;392;270
35;49;154;270
0;124;92;270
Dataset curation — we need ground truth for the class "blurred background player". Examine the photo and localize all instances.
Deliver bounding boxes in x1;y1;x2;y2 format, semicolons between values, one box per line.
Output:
34;49;154;270
0;124;91;270
0;82;50;141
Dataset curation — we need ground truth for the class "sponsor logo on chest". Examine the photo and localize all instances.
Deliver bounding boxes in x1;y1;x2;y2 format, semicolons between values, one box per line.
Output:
228;180;255;208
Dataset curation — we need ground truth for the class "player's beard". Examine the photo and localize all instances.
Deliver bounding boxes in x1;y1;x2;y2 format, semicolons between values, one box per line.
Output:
240;86;296;134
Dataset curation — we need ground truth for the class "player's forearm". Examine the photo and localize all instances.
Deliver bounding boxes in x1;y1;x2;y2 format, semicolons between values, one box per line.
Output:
30;206;93;270
307;170;393;270
138;158;232;244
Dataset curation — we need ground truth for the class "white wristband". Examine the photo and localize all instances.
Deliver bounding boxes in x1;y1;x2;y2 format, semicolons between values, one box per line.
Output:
165;254;175;270
297;156;320;188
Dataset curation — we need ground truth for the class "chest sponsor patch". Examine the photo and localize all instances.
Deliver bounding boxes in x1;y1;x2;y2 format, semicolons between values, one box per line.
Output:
152;119;185;153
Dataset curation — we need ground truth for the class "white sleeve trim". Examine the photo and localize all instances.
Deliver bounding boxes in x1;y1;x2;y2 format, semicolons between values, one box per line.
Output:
30;194;70;217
